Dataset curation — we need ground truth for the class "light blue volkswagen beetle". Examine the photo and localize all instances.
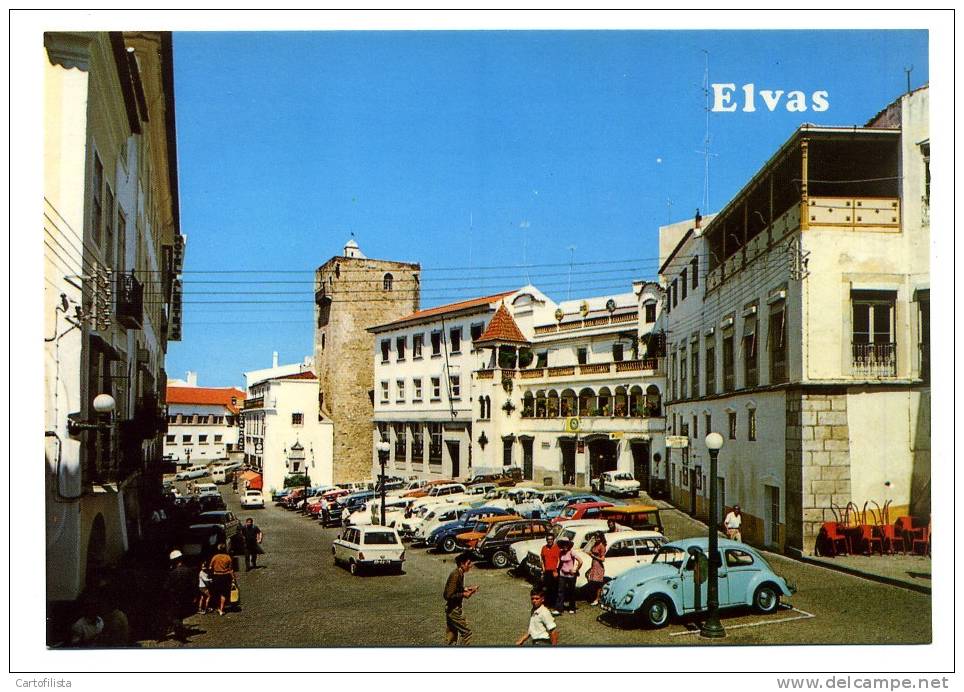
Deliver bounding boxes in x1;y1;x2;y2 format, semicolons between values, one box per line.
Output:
599;537;795;629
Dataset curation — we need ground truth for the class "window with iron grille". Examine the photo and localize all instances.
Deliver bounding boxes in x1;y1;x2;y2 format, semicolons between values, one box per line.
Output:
748;409;757;441
851;290;896;378
292;413;304;426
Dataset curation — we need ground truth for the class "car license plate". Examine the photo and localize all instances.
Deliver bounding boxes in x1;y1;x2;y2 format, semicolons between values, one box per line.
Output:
375;558;388;564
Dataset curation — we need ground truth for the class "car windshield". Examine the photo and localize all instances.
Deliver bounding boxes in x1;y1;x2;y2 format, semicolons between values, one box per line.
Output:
613;473;633;481
653;546;688;567
558;529;577;544
363;532;399;545
560;507;577;518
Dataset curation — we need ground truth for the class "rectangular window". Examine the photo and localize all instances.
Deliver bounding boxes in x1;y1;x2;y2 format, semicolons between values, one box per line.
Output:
612;343;624;362
429;423;443;464
691;345;700;398
681;268;688;300
919;294;930;382
380;339;390;363
669;353;677;401
743;318;758;388
292;413;304;426
679;347;688;398
431;377;441;400
450;375;461;399
380;381;390;403
704;413;712;438
91;154;103;247
450;327;462;354
198;435;208;445
536;351;548;368
645;302;657;323
502;438;513;466
748;409;757;441
577;347;588;365
412;378;423;402
413;333;424;359
394;423;407;462
722;335;735;392
680;422;689;438
768;307;787;383
692;415;698;439
431;331;442;356
691;257;699;289
395;336;406;361
672;280;678;308
470;322;484;341
214;434;223;443
166;434;175;444
410;424;424;463
396;379;406;402
728;411;737;440
851;290;897;377
182;435;192;444
104;185;115;267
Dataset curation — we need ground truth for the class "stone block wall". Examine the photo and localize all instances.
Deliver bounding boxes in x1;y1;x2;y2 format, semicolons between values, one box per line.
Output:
786;390;852;555
314;255;420;482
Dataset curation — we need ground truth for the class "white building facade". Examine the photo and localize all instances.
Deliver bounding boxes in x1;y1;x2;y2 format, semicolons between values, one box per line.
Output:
242;370;334;495
164;374;245;464
44;31;182;609
661;87;930;555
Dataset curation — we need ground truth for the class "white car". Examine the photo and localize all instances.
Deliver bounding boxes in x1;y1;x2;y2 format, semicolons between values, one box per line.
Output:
511;519;628;570
591;471;641;498
412;504;474;543
568;530;666;588
175;465;209;480
332;525;406;575
410;483;469;512
240;489;265;509
488;488;546;518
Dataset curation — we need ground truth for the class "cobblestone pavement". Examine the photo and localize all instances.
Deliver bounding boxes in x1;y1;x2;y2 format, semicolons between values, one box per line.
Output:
142;490;931;648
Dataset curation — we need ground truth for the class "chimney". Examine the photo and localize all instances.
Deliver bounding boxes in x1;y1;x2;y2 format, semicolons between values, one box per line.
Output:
186;371;198;387
272;351;279;369
695;208;702;229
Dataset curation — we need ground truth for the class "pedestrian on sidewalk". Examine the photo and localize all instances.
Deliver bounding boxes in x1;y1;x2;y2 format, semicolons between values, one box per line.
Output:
209;544;234;616
442;551;479;646
554;539;582;614
540;533;560;613
586;532;607;606
197;560;212;613
342;505;351;527
516;587;558;646
724;505;743;542
241;518;264;571
164;550;197;641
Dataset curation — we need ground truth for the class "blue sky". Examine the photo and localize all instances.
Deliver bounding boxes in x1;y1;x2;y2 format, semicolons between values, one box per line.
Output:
168;30;927;387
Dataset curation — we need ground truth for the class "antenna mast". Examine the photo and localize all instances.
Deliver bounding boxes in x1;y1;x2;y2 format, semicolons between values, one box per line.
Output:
700;49;712;213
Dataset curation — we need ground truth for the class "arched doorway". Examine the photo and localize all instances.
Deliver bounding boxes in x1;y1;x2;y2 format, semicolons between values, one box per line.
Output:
586;435;617;480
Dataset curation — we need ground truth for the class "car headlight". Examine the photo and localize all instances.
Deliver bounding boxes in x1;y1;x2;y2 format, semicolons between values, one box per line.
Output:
623;590;635;605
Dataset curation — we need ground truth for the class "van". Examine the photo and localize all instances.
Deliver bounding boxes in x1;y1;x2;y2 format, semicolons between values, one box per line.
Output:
175;465;209;481
211;466;238;484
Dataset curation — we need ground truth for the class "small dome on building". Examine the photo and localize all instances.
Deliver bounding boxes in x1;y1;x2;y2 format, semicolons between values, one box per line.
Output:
344;238;366;259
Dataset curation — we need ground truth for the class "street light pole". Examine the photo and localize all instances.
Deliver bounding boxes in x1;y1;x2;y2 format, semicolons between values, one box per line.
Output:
701;431;725;639
376;439;391;526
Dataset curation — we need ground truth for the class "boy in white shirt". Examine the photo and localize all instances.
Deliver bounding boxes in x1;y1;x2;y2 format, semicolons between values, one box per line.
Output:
516;588;558;646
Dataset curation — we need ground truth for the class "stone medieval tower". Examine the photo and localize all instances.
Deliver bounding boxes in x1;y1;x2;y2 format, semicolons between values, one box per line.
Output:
314;239;420;482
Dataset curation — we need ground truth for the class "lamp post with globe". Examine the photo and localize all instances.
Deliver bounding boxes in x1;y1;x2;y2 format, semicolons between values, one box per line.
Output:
700;431;725;639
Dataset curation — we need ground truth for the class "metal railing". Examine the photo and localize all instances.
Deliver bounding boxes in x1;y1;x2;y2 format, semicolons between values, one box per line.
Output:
852;342;897;377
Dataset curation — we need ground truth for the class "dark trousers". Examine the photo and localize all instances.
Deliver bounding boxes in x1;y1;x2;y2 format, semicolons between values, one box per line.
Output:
542;571;559;607
556;575;577;612
245;544;260;569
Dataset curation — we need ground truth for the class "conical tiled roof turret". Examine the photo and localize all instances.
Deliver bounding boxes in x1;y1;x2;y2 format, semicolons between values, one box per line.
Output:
474;303;529;346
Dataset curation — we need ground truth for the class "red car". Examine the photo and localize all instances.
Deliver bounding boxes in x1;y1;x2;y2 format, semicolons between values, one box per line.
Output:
549;501;614;524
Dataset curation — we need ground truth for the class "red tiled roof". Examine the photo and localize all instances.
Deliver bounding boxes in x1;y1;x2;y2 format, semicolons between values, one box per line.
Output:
474;302;529;345
273;370;317;381
375;291;516;330
166;386;246;414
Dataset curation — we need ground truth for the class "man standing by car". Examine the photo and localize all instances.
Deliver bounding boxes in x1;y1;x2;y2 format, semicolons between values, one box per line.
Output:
540;532;560;613
724;505;743;542
241;518;264;571
442;551;479;645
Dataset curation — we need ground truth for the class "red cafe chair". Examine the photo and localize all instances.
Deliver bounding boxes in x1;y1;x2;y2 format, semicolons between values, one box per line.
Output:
912;523;931;556
820;522;850;556
857;524;883;555
879;523;906;555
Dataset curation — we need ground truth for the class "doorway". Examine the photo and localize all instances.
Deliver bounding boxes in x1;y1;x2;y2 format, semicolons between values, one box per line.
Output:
588;439;618;480
521;438;534;481
765;485;780;548
446;441;460;479
560;440;576;485
631;442;651;492
689;469;698;515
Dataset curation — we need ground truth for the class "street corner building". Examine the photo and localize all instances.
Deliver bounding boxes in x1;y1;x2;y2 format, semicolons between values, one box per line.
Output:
44;31;183;638
658;87;930;556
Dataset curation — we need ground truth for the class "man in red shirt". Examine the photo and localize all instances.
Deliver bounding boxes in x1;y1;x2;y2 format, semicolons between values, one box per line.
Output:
540;533;561;616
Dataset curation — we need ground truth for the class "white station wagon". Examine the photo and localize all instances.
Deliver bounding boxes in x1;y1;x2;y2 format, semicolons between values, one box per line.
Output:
332;526;406;575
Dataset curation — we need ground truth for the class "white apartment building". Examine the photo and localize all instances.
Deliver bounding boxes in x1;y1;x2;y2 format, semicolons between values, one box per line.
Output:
369;290;527;480
370;284;669;488
44;32;182;609
164;373;244;464
661;87;930;555
242;369;334;494
471;286;667;488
